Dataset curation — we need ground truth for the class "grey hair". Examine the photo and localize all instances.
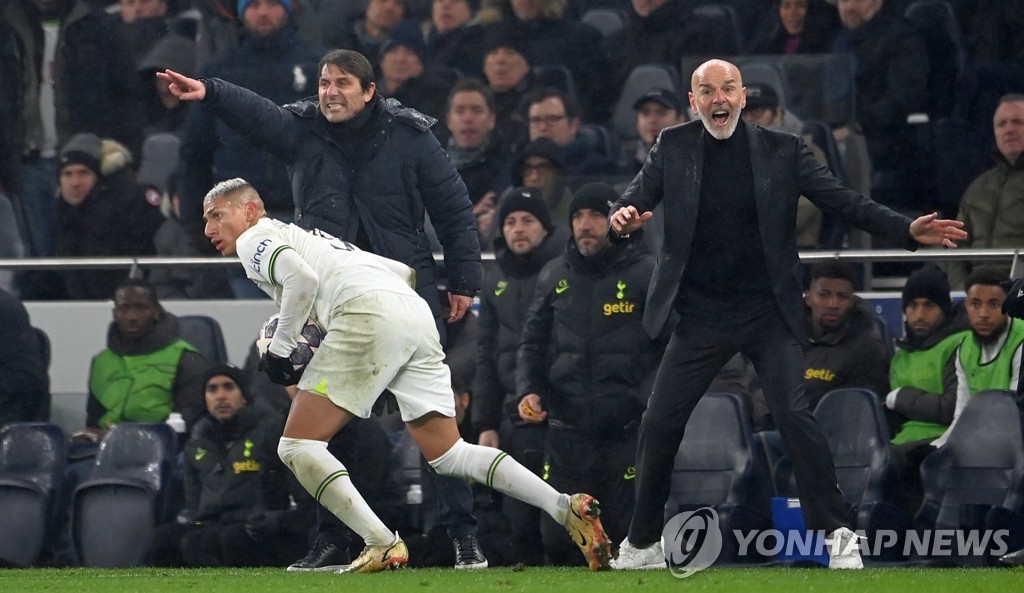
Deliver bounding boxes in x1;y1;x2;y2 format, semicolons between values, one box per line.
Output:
203;178;254;204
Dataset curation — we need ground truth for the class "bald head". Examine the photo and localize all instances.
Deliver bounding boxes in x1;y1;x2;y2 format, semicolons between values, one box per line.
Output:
689;59;746;140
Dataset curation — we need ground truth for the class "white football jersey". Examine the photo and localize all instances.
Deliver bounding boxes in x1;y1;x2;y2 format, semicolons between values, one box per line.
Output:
235;218;417;355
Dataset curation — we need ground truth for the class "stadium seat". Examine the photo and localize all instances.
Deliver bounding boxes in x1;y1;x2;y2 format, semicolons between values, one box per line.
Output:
915;390;1024;566
813;388;909;561
531;65;579;104
667;392;773;564
0;422;67;567
177;314;228;364
611;63;682;141
690;4;744;56
580;7;626;38
71;422;177;567
136;132;181;194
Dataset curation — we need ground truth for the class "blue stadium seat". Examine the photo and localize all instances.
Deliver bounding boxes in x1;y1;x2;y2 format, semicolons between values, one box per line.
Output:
611;63;682;141
177;314;228;364
915;390;1024;566
0;422;68;567
71;422;177;567
667;392;773;564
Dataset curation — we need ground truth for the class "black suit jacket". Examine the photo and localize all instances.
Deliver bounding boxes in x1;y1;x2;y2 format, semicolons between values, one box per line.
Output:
613;120;917;341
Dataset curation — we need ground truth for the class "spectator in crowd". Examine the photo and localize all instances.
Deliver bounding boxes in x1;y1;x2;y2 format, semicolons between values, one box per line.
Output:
603;0;698;116
513;138;573;231
831;0;929;212
517;183;662;565
957;0;1024;141
178;0;320;229
193;0;240;66
802;261;891;408
619;88;688;176
443;78;514;244
482;0;608;121
525;88;616;176
74;278;209;443
148;364;291;567
322;0;408;60
150;173;234;299
932;266;1024;448
0;1;23;198
748;0;841;55
885;264;968;516
118;0;173;65
947;94;1024;288
425;0;486;79
480;30;535;151
473;188;565;565
376;20;453;121
0;190;26;294
4;0;143;257
137;33;199;137
0;287;49;428
21;134;164;300
741;83;824;247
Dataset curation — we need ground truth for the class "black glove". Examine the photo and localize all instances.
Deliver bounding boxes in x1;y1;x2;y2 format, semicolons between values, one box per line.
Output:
371;390;399;416
1003;278;1024;319
245;510;286;541
259;351;302;386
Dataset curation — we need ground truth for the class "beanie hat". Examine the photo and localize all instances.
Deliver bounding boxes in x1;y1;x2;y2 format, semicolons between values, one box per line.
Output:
515;137;566;172
484;27;530;61
497;186;553;232
201;363;252;402
59;133;103;178
569;182;617;223
238;0;291;15
380;20;427;63
902;264;952;314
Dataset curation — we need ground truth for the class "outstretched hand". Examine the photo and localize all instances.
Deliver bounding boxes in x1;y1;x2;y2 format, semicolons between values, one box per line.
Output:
909;212;968;248
610;205;653;235
156;69;206;101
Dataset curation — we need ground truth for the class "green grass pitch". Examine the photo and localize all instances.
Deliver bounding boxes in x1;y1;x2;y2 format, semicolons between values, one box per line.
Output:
0;566;1020;593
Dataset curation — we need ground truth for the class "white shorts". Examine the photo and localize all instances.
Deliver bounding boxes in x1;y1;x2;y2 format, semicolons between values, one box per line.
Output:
297;290;455;422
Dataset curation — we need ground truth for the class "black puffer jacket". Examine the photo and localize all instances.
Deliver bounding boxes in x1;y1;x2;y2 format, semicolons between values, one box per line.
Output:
199;79;482;315
184;404;285;523
472;226;567;433
516;239;661;436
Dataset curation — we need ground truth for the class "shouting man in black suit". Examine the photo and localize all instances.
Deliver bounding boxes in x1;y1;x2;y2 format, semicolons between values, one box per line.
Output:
608;58;967;571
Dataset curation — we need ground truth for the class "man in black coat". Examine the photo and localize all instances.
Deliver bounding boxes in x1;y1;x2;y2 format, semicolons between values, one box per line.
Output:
517;183;663;567
608;58;966;571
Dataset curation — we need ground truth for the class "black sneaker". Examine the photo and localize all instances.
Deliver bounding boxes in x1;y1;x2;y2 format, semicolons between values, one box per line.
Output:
453;534;488;570
287;539;351;572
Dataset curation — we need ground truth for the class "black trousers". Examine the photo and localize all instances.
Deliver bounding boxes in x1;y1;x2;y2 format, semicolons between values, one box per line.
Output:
627;293;850;546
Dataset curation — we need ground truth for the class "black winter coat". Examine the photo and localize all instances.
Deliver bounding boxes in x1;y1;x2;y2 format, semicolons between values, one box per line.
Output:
199;79;482;313
184;405;285;523
472;227;567;433
516;240;661;436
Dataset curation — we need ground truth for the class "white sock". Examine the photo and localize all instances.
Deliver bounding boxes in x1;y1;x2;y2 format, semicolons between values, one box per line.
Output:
278;437;395;546
428;438;570;524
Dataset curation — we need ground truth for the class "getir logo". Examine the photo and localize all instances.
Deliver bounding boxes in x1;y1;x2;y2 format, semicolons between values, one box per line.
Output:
603;301;637;316
804;368;836;381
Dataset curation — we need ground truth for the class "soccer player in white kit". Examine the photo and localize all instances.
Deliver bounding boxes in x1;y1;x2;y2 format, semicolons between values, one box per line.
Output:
202;178;613;572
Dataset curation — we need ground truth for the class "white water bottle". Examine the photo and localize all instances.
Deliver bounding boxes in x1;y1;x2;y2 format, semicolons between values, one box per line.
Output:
166;412;186;433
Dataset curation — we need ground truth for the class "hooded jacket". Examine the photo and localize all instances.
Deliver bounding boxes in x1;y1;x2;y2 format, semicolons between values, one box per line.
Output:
803;295;891;408
86;312;209;430
472;226;567;433
184;404;285;523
